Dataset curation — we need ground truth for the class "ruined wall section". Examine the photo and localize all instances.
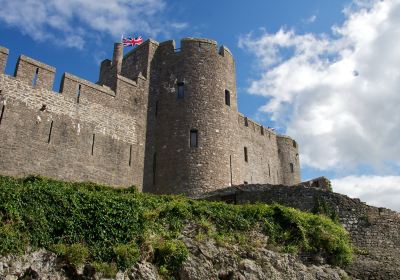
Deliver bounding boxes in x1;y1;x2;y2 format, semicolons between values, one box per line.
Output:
237;114;282;185
0;46;146;188
202;185;400;280
150;38;241;195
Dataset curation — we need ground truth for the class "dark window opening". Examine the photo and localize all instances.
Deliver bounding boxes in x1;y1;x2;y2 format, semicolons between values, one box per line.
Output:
244;117;248;127
244;181;248;185
91;134;95;156
190;129;198;148
261;126;264;135
76;84;81;103
0;104;5;125
296;153;299;162
290;163;294;173
129;145;132;166
177;82;184;99
293;140;297;148
47;121;53;144
153;153;157;185
32;68;39;87
244;147;248;162
268;164;271;177
40;104;47;111
225;90;230;106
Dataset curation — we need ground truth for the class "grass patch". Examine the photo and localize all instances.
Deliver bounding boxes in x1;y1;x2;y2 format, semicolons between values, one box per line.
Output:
0;175;352;277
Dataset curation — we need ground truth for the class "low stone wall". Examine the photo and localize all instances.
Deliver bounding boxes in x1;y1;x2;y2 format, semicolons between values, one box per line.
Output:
199;184;400;280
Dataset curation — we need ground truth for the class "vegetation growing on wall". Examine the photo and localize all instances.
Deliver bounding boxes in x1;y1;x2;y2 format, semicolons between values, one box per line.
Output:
0;175;352;278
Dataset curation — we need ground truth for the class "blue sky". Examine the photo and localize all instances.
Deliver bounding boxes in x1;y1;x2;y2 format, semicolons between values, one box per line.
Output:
1;0;400;211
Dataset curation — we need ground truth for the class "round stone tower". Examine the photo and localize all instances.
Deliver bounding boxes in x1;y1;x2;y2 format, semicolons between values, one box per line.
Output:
277;135;301;185
151;38;241;195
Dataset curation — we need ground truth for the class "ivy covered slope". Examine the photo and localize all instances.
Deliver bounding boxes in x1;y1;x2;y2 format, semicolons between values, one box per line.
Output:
0;175;352;277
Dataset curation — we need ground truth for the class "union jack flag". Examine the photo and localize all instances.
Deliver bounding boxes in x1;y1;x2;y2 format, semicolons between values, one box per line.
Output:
122;36;143;47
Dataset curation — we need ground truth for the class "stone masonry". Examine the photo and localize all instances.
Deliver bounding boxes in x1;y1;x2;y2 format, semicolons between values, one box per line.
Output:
0;38;301;194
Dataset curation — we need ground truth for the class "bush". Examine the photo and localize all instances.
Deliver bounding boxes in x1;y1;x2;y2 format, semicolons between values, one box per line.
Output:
113;243;140;269
0;224;26;255
65;243;89;267
154;239;188;276
92;262;118;278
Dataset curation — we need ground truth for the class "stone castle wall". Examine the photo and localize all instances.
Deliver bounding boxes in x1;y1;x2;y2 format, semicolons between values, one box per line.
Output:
0;38;301;194
201;185;400;280
0;47;149;189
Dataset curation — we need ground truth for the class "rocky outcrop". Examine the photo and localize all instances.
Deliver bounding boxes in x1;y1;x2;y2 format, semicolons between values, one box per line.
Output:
0;238;349;280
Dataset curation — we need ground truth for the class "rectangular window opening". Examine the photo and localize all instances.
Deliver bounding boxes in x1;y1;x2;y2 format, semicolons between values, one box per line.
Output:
244;147;248;162
261;126;264;135
177;82;184;99
293;140;297;148
190;129;198;148
76;84;81;104
91;134;95;156
290;163;294;173
225;90;230;106
268;164;271;177
47;121;54;143
32;68;39;87
244;117;248;127
129;145;132;166
0;104;5;125
244;181;248;185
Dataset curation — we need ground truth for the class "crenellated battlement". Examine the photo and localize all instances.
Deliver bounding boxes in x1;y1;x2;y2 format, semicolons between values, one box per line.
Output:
0;46;9;73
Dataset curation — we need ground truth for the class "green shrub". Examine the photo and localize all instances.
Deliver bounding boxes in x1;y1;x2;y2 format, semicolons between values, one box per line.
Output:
0;224;26;255
92;262;118;278
154;239;188;276
65;244;89;267
113;242;140;269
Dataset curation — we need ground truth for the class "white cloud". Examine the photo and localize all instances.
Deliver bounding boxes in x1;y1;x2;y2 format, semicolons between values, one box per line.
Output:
0;0;187;49
332;175;400;211
239;0;400;172
304;14;317;24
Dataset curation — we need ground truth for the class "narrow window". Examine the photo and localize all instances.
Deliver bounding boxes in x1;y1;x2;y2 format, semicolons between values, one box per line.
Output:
244;147;248;162
91;134;95;155
225;90;230;106
229;155;233;186
177;82;184;99
76;84;81;104
32;68;39;87
129;145;132;166
0;104;5;125
293;140;297;148
268;164;271;177
244;117;248;127
290;163;294;173
190;129;198;148
261;126;264;135
153;153;157;185
47;121;53;143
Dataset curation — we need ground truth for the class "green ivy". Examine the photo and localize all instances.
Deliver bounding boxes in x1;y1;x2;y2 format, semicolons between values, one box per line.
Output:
0;175;352;275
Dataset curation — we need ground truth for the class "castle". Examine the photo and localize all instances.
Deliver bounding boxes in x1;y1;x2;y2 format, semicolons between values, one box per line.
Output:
0;38;300;195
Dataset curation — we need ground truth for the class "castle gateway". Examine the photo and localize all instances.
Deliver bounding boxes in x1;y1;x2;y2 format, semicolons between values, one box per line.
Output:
0;38;300;195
